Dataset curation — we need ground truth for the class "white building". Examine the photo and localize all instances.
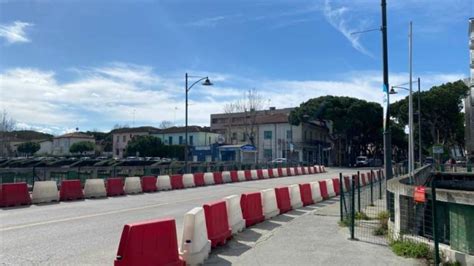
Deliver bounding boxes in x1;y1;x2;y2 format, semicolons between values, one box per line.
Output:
111;126;160;158
52;132;95;156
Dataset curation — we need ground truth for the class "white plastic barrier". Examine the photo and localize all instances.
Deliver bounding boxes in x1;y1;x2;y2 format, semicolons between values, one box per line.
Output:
124;177;142;194
343;176;351;192
310;182;323;203
183;174;196;188
271;168;280;177
32;181;59;204
314;165;320;173
224;195;245;234
84;179;106;198
237;170;246;182
281;168;288;176
325;179;336;197
289;184;303;209
303;167;309;175
298;167;304;175
262;169;270;179
157;175;172;190
322;165;326;172
180;207;211;265
289;168;296;176
261;189;279;219
250;170;258;180
221;171;232;183
203;172;215;185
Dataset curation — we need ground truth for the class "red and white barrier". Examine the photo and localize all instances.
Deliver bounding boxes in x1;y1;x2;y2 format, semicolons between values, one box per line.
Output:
261;188;279;219
203;172;215;185
32;181;59;204
124;177;142;194
310;182;323;203
224;195;245;235
221;171;232;183
237;170;246;182
299;183;313;206
180;207;211;265
240;192;265;227
289;184;303;209
203;200;232;247
157;175;172;190
182;174;196;188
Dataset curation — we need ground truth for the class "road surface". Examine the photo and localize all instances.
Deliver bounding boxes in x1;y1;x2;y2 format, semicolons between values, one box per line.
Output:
0;167;361;265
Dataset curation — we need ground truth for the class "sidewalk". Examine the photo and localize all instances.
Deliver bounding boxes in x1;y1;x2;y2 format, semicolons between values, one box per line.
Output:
205;198;420;266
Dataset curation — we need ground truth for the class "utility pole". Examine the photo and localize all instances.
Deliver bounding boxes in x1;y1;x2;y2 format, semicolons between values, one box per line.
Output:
408;21;414;182
418;77;422;165
382;0;393;181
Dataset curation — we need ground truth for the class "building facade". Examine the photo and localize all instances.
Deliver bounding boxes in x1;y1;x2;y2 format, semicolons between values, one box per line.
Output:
52;132;95;156
111;126;160;158
210;107;334;164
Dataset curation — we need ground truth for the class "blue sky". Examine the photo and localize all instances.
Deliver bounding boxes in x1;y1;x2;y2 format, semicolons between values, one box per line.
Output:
0;0;472;135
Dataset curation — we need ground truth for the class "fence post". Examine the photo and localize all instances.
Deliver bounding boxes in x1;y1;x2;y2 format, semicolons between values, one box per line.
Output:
350;175;356;240
431;174;440;265
339;172;343;222
379;170;383;200
370;170;374;206
357;171;361;213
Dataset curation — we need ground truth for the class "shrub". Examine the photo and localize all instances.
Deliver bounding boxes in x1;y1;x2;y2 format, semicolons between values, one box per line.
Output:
355;211;370;220
390;240;431;259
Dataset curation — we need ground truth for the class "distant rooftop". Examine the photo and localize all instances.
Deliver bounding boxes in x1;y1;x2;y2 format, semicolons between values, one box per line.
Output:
158;126;214;134
54;132;94;139
110;126;161;134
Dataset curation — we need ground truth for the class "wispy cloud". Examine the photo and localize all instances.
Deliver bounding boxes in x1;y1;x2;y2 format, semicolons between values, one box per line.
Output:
0;21;33;44
187;15;234;27
323;0;372;57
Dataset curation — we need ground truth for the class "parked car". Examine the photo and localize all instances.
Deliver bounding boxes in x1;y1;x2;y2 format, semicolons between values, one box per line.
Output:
423;157;435;165
355;156;369;167
270;158;287;164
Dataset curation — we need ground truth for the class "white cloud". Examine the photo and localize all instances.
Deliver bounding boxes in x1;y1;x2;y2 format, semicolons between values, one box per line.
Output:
0;63;465;135
323;0;372;57
0;21;33;44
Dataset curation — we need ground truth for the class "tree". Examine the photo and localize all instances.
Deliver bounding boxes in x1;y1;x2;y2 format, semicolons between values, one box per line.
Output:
223;88;266;145
0;110;16;157
125;135;184;160
289;96;384;166
390;80;469;157
17;141;40;156
159;120;174;129
69;141;95;154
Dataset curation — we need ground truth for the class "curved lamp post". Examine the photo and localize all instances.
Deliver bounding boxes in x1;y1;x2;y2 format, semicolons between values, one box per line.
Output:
185;73;213;173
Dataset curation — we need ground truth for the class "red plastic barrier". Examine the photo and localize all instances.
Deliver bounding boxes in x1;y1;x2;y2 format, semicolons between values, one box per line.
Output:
240;192;265;227
114;218;184;266
286;167;293;176
170;174;184;189
332;178;340;195
308;167;313;174
318;180;329;200
318;166;323;173
274;187;292;214
60;180;84;201
203;200;232;247
107;178;125;197
193;173;205;186
353;175;360;188
141;176;157;192
301;167;306;175
360;173;367;186
367;172;373;183
295;167;300;175
230;171;239;182
244;170;252;181
344;176;351;191
213;172;223;184
256;169;264;179
268;168;275;178
0;182;31;207
299;183;313;206
278;167;283;176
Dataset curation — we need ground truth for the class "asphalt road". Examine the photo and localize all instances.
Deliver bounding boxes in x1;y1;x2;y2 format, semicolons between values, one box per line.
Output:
0;167;362;265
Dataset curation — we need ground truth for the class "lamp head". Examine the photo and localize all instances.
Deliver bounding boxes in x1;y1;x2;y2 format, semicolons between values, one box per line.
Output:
202;77;213;86
389;88;398;95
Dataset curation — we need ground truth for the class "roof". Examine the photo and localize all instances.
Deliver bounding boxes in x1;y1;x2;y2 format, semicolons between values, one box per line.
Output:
211;107;294;118
54;132;94;139
159;126;214;134
110;126;161;134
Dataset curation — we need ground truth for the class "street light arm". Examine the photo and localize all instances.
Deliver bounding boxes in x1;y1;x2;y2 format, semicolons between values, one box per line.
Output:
187;77;208;92
391;85;409;91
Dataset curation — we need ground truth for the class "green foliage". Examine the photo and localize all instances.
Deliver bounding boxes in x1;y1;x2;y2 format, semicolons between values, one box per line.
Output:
373;211;389;236
390;80;469;154
338;217;351;227
17;141;40;155
69;141;95;154
125;135;184;160
390;240;431;259
443;261;461;266
377;211;390;220
355;211;370;220
289;96;383;164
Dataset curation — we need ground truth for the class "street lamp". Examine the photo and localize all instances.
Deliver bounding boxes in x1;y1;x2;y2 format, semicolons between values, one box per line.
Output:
391;77;422;179
185;73;213;173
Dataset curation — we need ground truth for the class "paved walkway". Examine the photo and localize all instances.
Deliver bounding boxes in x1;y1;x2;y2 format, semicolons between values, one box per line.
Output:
206;197;420;266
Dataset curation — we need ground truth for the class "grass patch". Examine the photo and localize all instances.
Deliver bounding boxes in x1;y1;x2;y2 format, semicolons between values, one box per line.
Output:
390;240;431;259
338;217;351;227
355;211;370;220
373;226;387;236
443;261;461;266
377;211;390;220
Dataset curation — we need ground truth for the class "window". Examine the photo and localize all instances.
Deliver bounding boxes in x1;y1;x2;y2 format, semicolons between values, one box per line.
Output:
286;130;292;140
189;135;194;145
264;131;272;140
116;149;119;156
123;135;126;142
241;133;246;141
179;136;183;145
168;136;173;145
208;136;211;144
232;132;237;140
116;136;120;143
264;149;272;159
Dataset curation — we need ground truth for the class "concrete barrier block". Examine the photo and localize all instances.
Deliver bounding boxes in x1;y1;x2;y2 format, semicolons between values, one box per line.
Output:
289;184;303;209
262;169;270;179
261;189;279;219
183;174;196;188
237;170;246;182
250;170;258;180
221;171;232;183
32;181;59;204
157;175;172;190
224;195;245;235
84;179;106;198
326;179;336;197
203;172;215;185
310;182;323;203
180;207;211;265
124;177;142;194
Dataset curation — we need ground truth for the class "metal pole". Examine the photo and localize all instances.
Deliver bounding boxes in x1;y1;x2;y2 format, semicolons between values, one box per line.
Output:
185;73;189;173
357;171;361;213
431;174;440;264
370;171;374;206
379;170;382;199
339;172;343;222
408;21;414;183
350;175;356;240
418;77;422;166
382;0;393;182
